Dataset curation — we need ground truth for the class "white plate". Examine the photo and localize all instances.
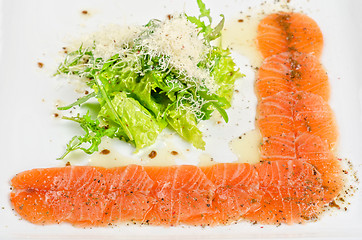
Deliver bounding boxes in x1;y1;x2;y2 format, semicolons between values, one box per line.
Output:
0;0;361;239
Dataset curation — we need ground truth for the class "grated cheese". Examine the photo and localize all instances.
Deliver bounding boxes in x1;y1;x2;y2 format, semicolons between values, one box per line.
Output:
64;13;221;117
140;14;218;93
69;24;144;60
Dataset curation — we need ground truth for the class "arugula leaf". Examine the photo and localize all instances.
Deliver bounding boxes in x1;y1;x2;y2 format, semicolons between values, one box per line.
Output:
57;92;96;110
196;0;212;22
197;90;230;122
57;112;124;159
187;0;224;42
205;14;225;42
56;44;99;78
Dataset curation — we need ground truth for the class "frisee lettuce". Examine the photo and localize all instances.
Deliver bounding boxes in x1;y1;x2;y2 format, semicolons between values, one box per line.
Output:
56;0;242;159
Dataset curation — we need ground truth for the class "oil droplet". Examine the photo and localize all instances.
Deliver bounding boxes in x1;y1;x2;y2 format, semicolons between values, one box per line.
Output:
230;129;261;164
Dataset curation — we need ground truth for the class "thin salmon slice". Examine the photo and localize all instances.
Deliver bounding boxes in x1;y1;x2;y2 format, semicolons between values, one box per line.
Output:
293;91;338;150
243;160;324;224
258;91;338;149
11;165;154;225
256;52;329;101
11;162;327;226
261;132;343;203
257;12;324;58
295;133;344;202
143;165;215;226
192;163;261;225
11;165;217;226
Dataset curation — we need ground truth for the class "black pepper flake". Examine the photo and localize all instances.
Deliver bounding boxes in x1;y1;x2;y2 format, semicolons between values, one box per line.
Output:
100;149;110;155
148;150;157;159
82;10;88;15
171;151;178;156
37;62;44;68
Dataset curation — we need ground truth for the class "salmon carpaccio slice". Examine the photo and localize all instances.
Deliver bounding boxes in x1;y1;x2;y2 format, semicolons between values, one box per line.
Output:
243;160;324;224
254;10;343;226
257;91;338;150
11;165;154;225
194;163;262;225
256;52;329;101
257;12;324;58
143;165;216;226
260;133;343;203
10;162;326;226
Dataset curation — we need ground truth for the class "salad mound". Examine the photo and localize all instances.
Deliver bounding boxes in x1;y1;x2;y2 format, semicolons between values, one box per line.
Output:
56;0;242;159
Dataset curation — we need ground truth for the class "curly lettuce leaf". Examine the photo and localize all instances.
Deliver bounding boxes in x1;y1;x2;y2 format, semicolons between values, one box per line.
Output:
98;92;166;150
100;63;166;118
199;48;243;103
166;107;205;149
55;44;103;81
212;49;243;102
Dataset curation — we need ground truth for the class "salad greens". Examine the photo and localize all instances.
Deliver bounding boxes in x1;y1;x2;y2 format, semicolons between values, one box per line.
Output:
56;0;242;159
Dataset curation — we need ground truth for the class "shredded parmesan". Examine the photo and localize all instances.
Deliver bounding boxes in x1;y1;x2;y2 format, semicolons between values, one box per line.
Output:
63;13;221;119
140;14;218;93
70;24;144;60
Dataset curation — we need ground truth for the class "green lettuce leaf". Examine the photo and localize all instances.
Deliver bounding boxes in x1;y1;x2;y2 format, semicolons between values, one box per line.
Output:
98;92;166;150
203;48;243;103
166;107;205;149
99;58;169;118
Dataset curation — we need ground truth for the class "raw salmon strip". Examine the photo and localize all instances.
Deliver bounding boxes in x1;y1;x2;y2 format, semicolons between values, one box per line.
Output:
11;165;154;225
11;165;217;226
253;9;343;226
295;133;343;202
11;163;327;226
243;160;324;224
257;91;338;149
196;163;262;225
294;92;338;150
143;165;215;225
260;133;343;203
257;12;324;58
256;52;329;101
